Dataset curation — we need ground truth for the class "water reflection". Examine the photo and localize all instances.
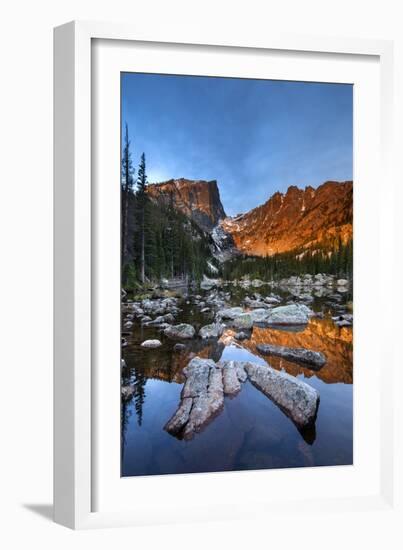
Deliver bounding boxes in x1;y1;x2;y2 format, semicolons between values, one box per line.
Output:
222;317;353;384
121;286;353;476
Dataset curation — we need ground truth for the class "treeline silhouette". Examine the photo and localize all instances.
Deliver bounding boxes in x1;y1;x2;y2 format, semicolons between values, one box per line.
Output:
121;125;211;291
221;239;353;281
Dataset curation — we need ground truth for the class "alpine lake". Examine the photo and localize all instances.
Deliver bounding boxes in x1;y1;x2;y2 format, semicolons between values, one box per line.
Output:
121;279;353;477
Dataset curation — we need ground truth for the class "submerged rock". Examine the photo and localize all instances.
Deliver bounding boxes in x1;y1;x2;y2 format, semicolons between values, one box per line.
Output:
244;362;319;428
164;323;196;340
256;343;326;369
141;339;162;349
199;323;224;339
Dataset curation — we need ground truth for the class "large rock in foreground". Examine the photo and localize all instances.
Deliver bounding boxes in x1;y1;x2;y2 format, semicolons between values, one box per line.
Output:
164;323;196;340
249;308;271;323
256;343;326;369
244;362;319;428
221;360;242;396
164;358;248;439
164;356;320;439
164;357;224;439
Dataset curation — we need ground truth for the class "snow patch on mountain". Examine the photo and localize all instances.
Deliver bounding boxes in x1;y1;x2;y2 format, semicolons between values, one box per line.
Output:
210;224;239;263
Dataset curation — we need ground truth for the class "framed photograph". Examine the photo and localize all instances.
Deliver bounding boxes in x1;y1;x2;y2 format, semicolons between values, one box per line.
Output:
54;21;397;529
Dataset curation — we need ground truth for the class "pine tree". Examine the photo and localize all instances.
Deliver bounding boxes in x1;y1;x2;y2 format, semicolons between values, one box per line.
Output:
136;153;148;283
121;124;135;267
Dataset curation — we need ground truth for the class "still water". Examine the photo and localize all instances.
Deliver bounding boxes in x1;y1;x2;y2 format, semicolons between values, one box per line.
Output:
121;285;353;476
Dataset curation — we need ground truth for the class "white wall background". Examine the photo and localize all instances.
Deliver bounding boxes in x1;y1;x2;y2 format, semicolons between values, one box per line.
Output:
0;0;402;547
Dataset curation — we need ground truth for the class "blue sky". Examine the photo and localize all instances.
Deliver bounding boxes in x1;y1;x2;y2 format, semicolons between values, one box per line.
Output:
121;73;352;216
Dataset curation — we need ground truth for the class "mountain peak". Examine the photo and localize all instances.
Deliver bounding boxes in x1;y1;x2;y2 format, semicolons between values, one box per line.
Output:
221;180;352;256
147;178;226;232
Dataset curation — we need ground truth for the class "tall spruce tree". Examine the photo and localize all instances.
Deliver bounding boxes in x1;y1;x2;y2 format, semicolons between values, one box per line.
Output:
136;153;148;283
121;124;135;267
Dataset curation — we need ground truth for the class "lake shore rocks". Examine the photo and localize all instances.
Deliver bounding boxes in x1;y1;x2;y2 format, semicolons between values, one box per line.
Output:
143;313;175;327
332;313;353;327
200;276;221;290
164;323;196;340
216;306;244;321
232;313;253;330
264;304;311;326
244;296;271;309
256;343;326;369
141;339;162;348
199;322;225;339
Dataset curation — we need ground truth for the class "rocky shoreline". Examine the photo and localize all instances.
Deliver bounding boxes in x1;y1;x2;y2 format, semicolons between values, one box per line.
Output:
121;273;352;441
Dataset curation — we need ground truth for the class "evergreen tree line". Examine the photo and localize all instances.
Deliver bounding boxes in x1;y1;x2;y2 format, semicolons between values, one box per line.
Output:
121;124;211;291
220;239;353;281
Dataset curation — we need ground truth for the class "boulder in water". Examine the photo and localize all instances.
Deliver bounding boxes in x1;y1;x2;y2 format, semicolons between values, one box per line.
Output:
164;323;196;340
245;362;319;428
257;343;326;369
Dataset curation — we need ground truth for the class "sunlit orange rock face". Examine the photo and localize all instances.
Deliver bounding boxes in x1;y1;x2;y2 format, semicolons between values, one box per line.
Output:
221;181;353;256
223;317;353;384
147;178;226;232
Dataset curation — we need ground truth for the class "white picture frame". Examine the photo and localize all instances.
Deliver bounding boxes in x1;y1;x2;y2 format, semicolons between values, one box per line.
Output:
54;20;398;530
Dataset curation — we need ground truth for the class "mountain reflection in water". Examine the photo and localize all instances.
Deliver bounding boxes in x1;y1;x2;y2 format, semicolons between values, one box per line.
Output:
223;317;353;384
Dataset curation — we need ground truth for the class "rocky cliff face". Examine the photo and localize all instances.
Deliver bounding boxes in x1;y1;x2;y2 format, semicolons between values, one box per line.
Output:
147;178;226;232
147;178;352;259
221;181;353;256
